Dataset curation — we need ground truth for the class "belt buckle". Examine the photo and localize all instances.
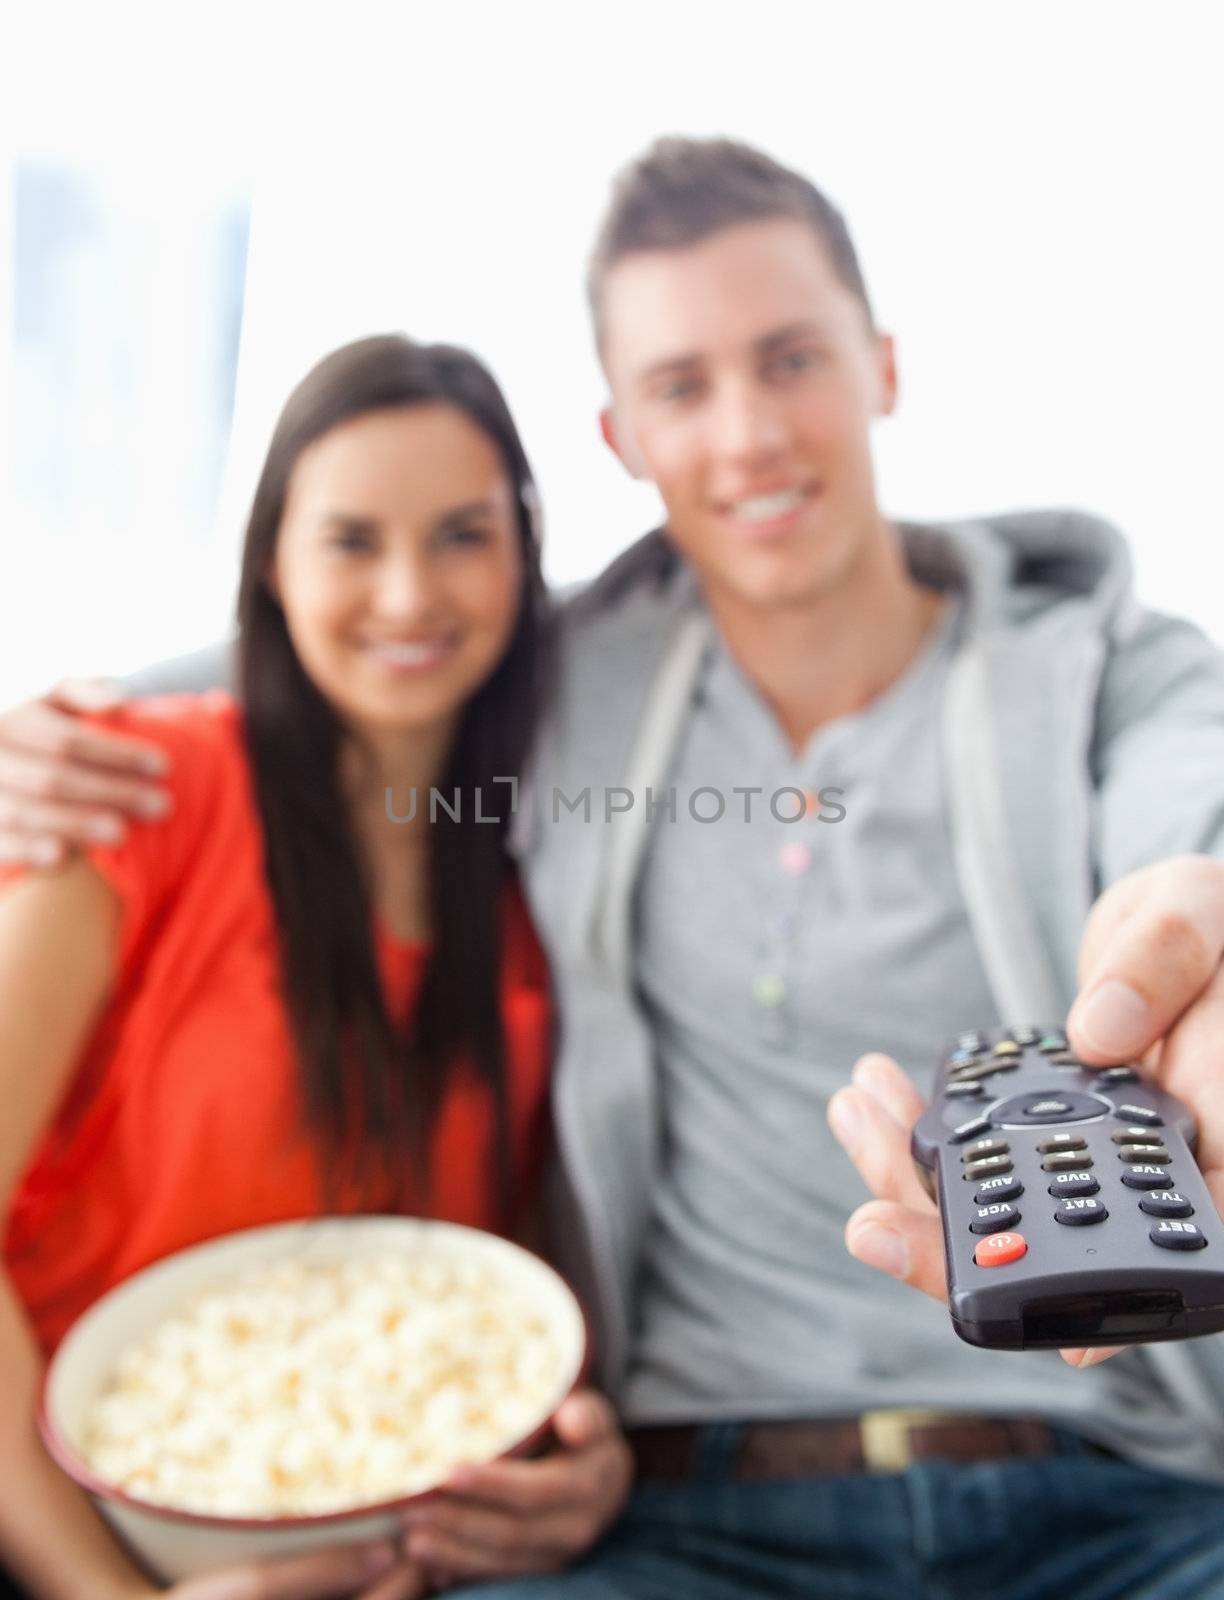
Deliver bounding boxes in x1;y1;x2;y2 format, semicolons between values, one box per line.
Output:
858;1408;947;1472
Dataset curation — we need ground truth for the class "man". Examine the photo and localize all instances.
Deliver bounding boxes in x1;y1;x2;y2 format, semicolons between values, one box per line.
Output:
7;138;1224;1598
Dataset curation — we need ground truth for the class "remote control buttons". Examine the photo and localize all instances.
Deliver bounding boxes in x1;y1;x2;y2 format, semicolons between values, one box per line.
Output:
974;1175;1023;1203
1115;1104;1163;1127
1042;1151;1095;1172
949;1058;1020;1084
1116;1145;1170;1163
993;1041;1022;1057
1038;1034;1068;1053
1048;1172;1100;1197
945;1081;985;1099
1097;1066;1139;1085
1150;1220;1207;1250
971;1203;1021;1234
961;1138;1009;1162
1038;1134;1087;1152
974;1232;1027;1266
1055;1197;1109;1225
1008;1026;1041;1046
950;1116;993;1144
1048;1053;1087;1068
992;1090;1110;1127
1112;1127;1160;1144
957;1032;987;1053
949;1047;984;1067
1121;1166;1174;1189
964;1155;1014;1180
1140;1193;1194;1218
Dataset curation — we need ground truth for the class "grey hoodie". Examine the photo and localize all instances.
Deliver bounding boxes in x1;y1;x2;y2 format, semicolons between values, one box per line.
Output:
507;508;1224;1480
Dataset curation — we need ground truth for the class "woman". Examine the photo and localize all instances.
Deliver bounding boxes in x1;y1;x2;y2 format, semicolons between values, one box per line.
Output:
0;336;624;1599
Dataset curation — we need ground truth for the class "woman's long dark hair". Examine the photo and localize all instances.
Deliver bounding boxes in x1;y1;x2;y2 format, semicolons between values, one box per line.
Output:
236;335;548;1215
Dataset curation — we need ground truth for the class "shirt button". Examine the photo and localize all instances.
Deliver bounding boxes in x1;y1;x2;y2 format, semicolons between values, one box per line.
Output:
753;974;787;1008
780;842;813;876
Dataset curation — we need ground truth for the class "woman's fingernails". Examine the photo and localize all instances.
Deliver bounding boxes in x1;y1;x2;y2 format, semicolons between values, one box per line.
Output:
86;816;124;843
30;838;62;865
828;1094;862;1152
1071;980;1151;1059
848;1224;910;1280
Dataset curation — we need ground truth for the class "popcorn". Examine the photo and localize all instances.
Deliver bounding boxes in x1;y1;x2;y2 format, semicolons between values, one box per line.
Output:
79;1252;565;1517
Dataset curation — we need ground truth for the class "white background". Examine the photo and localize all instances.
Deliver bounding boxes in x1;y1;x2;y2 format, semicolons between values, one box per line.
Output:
3;0;1223;700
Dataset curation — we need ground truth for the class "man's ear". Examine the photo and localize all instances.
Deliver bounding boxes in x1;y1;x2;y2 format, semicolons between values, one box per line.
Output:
875;333;899;418
599;405;649;481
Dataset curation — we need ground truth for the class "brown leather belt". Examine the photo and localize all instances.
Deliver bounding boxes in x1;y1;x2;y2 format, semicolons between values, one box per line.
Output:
627;1411;1083;1479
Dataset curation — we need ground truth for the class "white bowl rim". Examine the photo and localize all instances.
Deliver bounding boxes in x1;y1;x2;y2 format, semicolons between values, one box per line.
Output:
39;1215;591;1530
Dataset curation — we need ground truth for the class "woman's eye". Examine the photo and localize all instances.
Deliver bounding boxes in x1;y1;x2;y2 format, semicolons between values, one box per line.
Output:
328;531;374;553
439;524;491;548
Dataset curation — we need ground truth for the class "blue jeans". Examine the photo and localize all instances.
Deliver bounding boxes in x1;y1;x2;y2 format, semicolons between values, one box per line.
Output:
448;1423;1224;1600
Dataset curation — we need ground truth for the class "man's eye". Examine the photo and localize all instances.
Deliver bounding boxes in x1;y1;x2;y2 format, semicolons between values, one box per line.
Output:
769;347;826;378
656;378;702;404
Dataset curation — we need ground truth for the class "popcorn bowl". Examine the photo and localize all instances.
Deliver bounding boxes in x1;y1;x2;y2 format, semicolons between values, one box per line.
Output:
39;1216;589;1582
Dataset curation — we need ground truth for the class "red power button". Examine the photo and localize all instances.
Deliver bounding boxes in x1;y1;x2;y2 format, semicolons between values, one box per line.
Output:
974;1232;1028;1267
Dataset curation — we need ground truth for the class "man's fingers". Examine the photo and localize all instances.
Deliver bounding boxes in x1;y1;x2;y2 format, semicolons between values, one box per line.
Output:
176;1538;402;1599
0;790;133;854
845;1199;948;1301
1137;965;1224;1189
828;1059;934;1215
46;676;127;714
1074;870;1145;985
1069;858;1224;1063
1060;1344;1123;1369
0;745;169;820
833;1054;947;1300
1;696;166;776
851;1052;928;1129
0;829;66;867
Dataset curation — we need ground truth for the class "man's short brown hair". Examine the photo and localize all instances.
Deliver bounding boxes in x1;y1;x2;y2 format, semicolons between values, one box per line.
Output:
587;136;875;351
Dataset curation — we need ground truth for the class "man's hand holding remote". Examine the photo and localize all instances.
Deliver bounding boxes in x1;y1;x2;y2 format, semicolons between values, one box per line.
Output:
828;854;1224;1367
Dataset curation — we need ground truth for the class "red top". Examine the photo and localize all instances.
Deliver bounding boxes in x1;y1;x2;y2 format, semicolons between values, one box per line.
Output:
1;693;552;1354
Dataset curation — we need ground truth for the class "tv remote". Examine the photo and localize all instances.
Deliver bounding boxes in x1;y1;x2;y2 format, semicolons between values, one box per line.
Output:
911;1025;1224;1349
